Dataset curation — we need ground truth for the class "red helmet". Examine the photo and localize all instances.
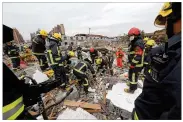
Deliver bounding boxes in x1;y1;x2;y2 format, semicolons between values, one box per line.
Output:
128;27;140;36
90;47;94;53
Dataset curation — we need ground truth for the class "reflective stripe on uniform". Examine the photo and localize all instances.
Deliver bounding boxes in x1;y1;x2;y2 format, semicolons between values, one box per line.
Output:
59;63;63;66
131;73;136;83
134;111;139;120
47;50;55;64
129;51;135;54
79;63;86;71
32;52;45;55
55;57;61;61
3;96;24;120
132;58;139;64
33;39;39;44
74;68;84;74
57;47;61;57
83;78;89;86
10;57;18;59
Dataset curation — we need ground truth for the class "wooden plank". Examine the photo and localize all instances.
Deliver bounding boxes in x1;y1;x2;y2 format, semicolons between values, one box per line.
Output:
84;108;102;113
64;100;101;110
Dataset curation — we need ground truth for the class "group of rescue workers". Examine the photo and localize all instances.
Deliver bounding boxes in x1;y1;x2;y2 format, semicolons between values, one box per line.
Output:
3;2;181;120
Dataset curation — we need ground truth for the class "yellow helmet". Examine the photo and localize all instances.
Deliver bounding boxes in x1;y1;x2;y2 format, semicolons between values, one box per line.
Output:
52;33;62;41
95;58;102;65
24;45;28;49
68;51;75;57
39;29;48;37
154;2;173;27
146;39;156;47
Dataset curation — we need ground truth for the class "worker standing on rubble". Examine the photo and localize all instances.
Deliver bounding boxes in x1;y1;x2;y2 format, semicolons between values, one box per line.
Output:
46;33;68;89
125;27;145;93
115;47;124;68
73;56;96;96
32;29;49;71
89;47;99;64
4;41;20;71
107;50;114;75
133;2;181;120
76;43;83;60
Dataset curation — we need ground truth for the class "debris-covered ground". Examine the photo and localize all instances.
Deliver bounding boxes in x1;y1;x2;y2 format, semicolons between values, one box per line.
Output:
4;48;144;120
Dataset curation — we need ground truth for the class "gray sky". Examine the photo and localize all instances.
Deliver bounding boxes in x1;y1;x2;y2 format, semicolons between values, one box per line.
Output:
3;2;163;40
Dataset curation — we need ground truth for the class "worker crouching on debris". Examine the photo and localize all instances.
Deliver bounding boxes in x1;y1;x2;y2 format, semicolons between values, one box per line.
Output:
89;47;99;64
115;47;124;68
32;29;49;71
125;27;145;93
133;2;181;120
46;33;68;90
4;41;20;71
73;56;96;96
95;56;109;75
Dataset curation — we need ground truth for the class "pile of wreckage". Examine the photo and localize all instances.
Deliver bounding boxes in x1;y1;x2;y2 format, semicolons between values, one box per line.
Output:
13;50;144;120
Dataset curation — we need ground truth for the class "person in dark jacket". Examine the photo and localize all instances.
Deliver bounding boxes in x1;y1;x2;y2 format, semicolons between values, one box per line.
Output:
125;27;145;93
73;57;95;95
132;2;181;120
32;29;48;71
4;41;20;71
76;44;82;60
95;56;109;75
89;47;99;64
46;33;68;89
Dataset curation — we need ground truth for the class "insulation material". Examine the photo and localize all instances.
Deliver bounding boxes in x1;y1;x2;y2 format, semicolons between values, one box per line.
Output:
57;108;97;120
32;70;49;84
106;83;142;112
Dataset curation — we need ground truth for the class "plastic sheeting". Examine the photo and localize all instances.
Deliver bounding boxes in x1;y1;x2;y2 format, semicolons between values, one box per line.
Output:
57;108;97;120
106;83;142;112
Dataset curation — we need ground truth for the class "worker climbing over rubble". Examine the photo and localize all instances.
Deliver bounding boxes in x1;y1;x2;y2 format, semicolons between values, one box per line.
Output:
32;29;49;71
115;47;124;68
89;47;99;64
46;33;68;90
133;2;181;120
125;27;145;93
3;41;20;71
73;56;96;96
76;43;83;60
95;56;109;76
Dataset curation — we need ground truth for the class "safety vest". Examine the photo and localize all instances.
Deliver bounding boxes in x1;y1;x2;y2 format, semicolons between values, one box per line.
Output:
3;96;24;120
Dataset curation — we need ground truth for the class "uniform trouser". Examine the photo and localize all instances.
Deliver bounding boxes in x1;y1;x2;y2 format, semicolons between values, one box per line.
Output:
128;67;142;91
91;56;95;64
35;54;48;71
73;70;89;93
51;64;67;88
11;57;20;69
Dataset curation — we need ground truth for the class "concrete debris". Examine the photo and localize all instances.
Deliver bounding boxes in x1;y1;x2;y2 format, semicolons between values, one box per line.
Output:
57;108;97;120
88;87;96;93
32;70;49;84
106;83;142;113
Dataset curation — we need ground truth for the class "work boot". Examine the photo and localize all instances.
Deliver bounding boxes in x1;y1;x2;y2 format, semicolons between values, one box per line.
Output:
124;88;135;94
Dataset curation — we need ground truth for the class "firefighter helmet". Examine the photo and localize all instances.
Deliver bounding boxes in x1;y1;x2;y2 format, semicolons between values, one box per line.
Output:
146;39;156;47
38;29;48;37
95;58;102;65
52;33;62;41
90;47;94;53
68;51;75;57
128;27;141;36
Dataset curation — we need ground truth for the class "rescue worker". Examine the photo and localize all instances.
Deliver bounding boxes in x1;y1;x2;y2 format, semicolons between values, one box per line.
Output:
115;47;124;68
76;44;82;60
125;27;145;93
89;47;99;64
46;33;68;89
4;41;20;71
95;56;109;75
32;29;48;71
143;37;149;45
3;25;62;120
143;39;156;74
73;57;96;95
133;2;181;120
107;50;114;75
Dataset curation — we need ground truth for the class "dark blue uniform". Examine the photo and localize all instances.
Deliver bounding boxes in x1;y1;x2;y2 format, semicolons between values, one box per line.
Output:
133;33;181;120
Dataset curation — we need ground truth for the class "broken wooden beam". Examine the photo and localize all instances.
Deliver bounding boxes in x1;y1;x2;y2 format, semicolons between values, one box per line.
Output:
64;100;101;110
